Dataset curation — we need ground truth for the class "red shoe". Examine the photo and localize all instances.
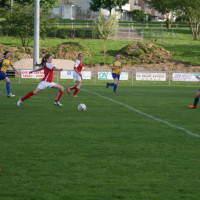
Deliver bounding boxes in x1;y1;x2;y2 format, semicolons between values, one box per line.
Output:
66;88;71;95
188;105;196;109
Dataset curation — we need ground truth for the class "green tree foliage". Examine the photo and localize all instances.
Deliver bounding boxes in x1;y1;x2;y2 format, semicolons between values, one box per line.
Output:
132;10;145;21
148;0;200;40
0;0;59;9
2;2;56;46
179;0;200;40
90;0;128;15
93;12;118;56
146;0;179;28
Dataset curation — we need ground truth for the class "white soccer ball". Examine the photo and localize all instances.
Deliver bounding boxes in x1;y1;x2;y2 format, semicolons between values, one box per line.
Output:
78;103;87;111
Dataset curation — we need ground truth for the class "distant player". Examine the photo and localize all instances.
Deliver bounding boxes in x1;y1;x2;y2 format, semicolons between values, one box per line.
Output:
0;51;20;97
188;76;200;108
67;53;83;97
17;54;64;106
106;54;123;93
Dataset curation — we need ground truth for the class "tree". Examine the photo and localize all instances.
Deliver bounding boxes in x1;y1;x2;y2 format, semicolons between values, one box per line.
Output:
93;12;118;56
90;0;128;15
179;0;200;40
10;0;59;9
132;10;145;21
146;0;179;28
2;2;56;46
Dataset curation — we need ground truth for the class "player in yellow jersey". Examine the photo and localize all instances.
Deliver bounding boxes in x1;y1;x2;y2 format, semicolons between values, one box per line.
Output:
0;51;20;97
106;54;123;93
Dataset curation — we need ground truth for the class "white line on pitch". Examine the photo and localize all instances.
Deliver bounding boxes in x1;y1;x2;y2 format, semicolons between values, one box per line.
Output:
82;89;200;138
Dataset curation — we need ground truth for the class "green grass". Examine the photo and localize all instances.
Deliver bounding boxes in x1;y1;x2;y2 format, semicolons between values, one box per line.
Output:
0;83;200;200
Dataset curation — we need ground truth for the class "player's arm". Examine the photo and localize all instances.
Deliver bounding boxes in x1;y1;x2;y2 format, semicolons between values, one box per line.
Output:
10;65;20;75
29;66;44;74
53;67;63;71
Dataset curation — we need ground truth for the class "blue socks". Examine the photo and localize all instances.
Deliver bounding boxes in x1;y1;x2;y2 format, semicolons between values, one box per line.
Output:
194;97;199;106
107;83;118;93
108;83;115;86
6;82;11;95
113;84;117;93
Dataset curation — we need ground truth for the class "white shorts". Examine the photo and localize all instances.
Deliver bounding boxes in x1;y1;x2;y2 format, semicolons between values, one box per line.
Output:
37;81;57;90
73;71;82;82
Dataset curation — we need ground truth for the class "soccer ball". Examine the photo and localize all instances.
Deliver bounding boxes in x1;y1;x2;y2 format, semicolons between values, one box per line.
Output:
78;103;87;111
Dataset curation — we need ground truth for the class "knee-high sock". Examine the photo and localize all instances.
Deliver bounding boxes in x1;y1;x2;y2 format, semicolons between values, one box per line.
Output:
113;84;118;92
194;97;199;106
74;88;79;96
108;83;115;86
68;86;77;91
6;82;11;95
55;91;63;102
21;91;34;101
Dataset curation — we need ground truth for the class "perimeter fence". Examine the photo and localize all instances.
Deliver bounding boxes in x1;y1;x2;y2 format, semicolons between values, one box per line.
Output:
7;69;200;87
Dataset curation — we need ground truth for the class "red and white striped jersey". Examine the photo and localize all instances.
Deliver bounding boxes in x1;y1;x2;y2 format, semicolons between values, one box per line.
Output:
74;59;83;72
41;62;55;82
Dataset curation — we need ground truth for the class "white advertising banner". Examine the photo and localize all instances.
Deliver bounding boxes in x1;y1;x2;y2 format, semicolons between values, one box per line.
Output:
98;72;128;80
172;73;200;82
136;72;166;81
60;71;92;79
21;70;44;79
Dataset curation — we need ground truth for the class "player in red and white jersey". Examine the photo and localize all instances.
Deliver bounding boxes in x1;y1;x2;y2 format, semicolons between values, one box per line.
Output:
67;53;83;97
17;54;64;106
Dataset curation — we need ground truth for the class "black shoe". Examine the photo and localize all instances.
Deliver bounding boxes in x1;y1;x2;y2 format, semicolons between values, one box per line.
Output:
106;83;109;88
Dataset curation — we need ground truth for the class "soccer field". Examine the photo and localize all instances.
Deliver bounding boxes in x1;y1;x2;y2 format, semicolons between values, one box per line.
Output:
0;84;200;200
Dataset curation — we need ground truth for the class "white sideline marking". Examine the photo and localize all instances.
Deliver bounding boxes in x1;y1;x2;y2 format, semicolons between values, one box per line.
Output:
82;89;200;138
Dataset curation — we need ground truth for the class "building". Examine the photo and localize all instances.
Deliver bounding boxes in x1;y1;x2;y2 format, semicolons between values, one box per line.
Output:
134;0;164;21
52;0;164;21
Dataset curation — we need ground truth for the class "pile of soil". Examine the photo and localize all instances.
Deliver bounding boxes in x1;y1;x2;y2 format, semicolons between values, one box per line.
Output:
0;42;90;62
119;42;172;63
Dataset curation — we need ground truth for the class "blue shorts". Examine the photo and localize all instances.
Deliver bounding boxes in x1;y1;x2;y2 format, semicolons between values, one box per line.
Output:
112;73;120;80
0;71;6;80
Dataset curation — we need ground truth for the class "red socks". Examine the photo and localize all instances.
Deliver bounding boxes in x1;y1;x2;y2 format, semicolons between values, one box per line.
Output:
74;88;79;96
21;91;34;101
55;90;63;102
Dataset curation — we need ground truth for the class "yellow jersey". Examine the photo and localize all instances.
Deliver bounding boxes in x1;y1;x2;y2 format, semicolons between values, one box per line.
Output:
0;59;13;73
110;60;123;75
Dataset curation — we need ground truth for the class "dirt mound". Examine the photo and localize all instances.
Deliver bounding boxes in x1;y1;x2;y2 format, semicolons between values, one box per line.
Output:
119;42;172;63
41;42;91;60
0;42;90;62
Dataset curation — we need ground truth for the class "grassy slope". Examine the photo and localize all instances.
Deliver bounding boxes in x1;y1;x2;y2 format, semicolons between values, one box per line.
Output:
1;25;200;65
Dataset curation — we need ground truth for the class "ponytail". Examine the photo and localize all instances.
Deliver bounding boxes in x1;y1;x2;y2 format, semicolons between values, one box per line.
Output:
35;54;52;67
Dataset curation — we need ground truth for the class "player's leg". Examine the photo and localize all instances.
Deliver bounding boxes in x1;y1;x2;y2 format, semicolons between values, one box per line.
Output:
67;72;79;94
113;77;120;93
107;73;116;88
52;84;64;105
188;90;200;108
17;83;42;106
73;80;82;97
3;76;15;97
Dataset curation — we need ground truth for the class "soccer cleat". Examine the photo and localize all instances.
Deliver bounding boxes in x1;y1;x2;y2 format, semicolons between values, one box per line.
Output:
188;105;196;109
73;95;78;97
66;88;71;95
7;93;15;98
17;98;22;106
106;83;109;88
54;102;63;106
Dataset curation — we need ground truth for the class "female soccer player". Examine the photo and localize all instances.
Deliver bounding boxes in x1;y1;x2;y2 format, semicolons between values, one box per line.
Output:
17;54;64;106
188;77;200;108
106;54;123;93
0;51;20;97
67;53;83;97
